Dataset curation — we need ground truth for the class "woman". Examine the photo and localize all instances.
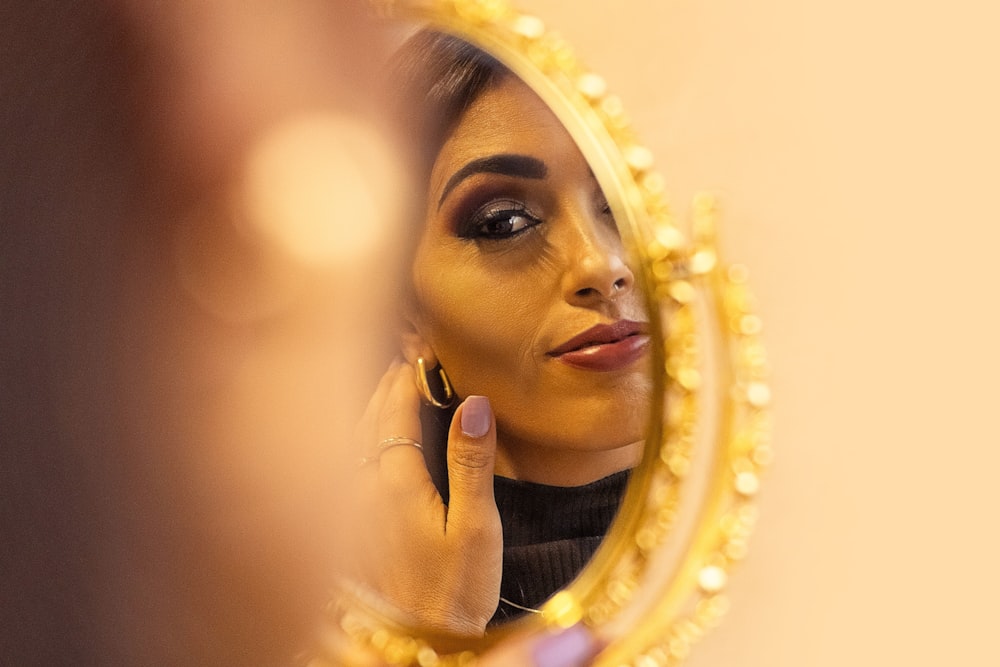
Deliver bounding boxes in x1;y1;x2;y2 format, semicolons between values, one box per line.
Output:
349;32;652;638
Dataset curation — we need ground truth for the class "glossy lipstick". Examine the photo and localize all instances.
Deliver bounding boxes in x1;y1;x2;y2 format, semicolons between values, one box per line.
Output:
547;320;650;371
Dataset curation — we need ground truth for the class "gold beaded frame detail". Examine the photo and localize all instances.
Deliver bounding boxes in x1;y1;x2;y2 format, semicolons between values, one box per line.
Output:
320;1;771;665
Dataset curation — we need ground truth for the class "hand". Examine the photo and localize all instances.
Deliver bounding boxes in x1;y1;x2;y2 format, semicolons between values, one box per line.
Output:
317;623;602;667
350;359;503;637
478;624;603;667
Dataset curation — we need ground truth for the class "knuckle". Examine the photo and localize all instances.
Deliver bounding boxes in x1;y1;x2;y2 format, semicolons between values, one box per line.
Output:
449;442;492;473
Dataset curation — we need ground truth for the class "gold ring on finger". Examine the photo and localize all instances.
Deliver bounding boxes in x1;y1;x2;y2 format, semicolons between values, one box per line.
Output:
357;436;423;468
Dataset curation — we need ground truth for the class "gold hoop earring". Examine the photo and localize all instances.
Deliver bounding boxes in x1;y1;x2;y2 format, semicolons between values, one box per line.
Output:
415;357;455;409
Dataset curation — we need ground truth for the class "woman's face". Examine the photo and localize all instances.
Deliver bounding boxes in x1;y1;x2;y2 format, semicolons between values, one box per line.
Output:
410;75;651;482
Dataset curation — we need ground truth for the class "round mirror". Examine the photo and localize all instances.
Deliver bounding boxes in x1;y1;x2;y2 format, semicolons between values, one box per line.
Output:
318;1;771;665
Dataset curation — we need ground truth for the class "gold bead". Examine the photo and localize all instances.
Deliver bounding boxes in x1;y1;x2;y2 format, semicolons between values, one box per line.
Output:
690;248;718;274
735;471;760;496
697;565;727;593
624;144;654;172
577;72;607;100
510;14;544;39
746;381;772;407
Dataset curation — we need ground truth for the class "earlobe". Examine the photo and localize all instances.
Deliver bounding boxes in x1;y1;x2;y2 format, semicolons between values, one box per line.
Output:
399;323;437;368
400;307;455;407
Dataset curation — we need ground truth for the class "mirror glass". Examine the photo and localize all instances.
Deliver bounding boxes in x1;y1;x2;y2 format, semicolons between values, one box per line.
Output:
341;26;655;634
323;3;769;666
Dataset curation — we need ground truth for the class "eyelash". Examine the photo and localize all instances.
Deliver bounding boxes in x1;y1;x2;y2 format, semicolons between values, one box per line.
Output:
458;199;543;241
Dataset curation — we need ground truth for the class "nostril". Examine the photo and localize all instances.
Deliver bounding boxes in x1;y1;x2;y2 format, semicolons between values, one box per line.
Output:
574;279;627;300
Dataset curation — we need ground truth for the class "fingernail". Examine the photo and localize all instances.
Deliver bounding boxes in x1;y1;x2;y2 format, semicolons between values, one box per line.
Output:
532;624;598;667
460;396;491;438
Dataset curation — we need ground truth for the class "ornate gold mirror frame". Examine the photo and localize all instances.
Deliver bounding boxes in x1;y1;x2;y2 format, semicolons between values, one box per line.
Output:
321;1;771;665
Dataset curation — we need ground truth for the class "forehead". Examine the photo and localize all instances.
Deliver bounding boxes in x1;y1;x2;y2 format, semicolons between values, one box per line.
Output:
429;75;584;192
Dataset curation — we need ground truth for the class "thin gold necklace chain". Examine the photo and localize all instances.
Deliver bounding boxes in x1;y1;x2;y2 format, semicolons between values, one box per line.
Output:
498;595;542;614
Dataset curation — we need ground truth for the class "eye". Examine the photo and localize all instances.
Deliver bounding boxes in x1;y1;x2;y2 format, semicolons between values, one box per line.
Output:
595;190;613;218
459;199;542;240
594;190;619;233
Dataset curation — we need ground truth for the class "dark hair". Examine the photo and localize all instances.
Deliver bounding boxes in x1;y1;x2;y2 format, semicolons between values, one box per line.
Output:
389;30;510;186
388;31;512;501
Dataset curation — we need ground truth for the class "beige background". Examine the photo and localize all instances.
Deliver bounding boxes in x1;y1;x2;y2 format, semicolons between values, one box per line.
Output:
524;1;1000;665
7;2;995;664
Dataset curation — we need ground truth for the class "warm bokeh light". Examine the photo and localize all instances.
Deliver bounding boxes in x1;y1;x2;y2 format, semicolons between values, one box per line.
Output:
241;112;402;267
7;1;998;665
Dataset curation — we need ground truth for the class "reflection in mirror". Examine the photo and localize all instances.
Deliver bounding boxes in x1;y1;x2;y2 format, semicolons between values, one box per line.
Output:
343;30;653;637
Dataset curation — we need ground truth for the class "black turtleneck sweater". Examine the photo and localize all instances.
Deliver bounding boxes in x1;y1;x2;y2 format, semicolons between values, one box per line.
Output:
489;470;630;625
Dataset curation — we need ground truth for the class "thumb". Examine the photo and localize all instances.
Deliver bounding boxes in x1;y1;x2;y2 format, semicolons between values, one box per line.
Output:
445;395;498;526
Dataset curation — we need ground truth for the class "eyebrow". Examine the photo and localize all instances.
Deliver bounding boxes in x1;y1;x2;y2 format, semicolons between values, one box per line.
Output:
437;153;548;209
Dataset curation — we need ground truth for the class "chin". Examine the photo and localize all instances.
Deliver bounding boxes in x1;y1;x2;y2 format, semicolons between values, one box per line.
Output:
543;413;646;454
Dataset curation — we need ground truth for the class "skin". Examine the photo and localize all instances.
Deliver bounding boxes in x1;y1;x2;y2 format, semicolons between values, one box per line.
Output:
352;363;502;637
408;74;652;486
351;73;652;638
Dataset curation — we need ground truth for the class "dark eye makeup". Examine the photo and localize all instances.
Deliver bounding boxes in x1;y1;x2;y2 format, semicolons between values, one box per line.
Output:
457;198;543;241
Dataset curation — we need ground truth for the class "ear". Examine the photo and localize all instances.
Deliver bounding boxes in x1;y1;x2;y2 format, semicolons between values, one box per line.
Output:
399;312;437;367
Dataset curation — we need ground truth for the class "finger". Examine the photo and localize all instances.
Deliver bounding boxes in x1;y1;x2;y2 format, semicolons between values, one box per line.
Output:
375;363;436;498
352;359;409;511
443;395;498;529
375;362;423;441
477;624;601;667
529;625;602;667
354;357;406;447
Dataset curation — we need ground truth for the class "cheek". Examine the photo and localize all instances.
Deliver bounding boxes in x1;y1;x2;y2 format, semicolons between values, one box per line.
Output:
413;260;542;395
417;275;509;357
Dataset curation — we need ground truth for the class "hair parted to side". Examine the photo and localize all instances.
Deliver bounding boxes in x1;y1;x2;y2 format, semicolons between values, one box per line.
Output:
389;30;511;181
386;29;514;308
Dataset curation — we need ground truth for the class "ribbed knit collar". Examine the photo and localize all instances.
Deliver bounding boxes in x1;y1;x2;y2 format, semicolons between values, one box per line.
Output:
490;470;630;625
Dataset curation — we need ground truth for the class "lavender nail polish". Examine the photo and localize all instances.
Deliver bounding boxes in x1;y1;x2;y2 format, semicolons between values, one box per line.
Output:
532;624;597;667
460;395;491;437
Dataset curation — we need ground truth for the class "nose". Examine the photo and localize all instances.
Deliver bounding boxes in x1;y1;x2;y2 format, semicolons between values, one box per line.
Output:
560;214;635;306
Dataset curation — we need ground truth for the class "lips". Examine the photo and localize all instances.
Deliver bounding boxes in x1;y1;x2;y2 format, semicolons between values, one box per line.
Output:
547;320;650;371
